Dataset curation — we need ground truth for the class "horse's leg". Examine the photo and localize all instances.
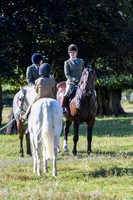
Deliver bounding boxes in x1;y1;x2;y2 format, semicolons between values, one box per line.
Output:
63;119;72;152
87;118;95;154
72;118;80;156
42;140;48;173
53;135;58;177
17;120;24;158
25;128;32;156
30;134;37;173
35;136;42;176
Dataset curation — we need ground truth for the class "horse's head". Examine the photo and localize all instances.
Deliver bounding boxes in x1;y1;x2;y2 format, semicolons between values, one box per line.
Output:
79;62;96;96
16;86;29;113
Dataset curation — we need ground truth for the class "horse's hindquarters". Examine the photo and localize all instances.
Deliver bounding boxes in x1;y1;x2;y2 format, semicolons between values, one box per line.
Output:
28;98;63;176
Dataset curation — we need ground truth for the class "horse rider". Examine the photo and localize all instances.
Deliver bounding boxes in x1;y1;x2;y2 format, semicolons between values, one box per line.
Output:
26;53;45;86
62;44;84;114
21;63;56;122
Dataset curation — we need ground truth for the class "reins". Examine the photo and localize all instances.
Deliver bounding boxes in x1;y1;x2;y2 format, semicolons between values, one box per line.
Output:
75;68;97;115
0;110;22;131
0;88;29;131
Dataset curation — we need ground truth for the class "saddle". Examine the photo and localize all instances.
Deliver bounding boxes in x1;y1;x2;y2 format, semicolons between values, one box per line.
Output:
68;86;77;102
68;85;83;111
64;86;77;112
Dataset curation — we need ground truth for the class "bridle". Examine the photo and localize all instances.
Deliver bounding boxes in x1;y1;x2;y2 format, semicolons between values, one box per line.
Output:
79;69;96;96
18;89;29;113
76;67;97;117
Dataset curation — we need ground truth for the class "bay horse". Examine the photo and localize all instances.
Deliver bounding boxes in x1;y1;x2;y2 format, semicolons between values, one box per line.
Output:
5;86;37;157
17;90;63;176
56;62;98;155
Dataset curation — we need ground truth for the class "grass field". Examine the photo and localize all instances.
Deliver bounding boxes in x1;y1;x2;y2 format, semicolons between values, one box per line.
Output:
0;101;133;199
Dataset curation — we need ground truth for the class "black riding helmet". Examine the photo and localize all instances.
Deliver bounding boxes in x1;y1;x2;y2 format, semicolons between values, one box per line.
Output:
39;63;52;76
31;53;45;64
68;44;78;53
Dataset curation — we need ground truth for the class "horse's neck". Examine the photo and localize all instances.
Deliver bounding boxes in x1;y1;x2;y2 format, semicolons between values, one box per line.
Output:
75;84;93;104
76;85;84;100
26;87;37;104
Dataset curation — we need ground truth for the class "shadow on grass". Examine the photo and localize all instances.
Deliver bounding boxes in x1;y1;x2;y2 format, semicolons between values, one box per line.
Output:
83;167;133;178
61;117;133;137
76;150;133;158
1;116;132;137
94;150;133;157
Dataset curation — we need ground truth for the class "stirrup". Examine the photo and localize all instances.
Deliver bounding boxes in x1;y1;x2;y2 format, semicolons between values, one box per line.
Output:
63;107;69;117
63;107;68;113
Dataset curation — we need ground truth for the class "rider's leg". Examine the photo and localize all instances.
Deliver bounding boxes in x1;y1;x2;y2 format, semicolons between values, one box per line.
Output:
62;85;70;114
21;95;39;122
22;104;32;121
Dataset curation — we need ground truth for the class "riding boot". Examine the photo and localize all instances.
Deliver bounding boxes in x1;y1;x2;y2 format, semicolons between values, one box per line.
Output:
62;96;69;115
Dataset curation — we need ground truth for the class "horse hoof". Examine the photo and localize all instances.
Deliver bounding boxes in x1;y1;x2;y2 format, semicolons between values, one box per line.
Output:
64;149;69;153
27;153;32;157
72;150;77;156
63;145;69;152
87;150;92;155
64;147;69;152
57;148;61;153
19;154;24;158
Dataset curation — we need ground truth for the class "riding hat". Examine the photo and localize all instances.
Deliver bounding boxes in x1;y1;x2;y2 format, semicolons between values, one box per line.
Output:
31;53;45;64
68;44;78;53
39;63;52;76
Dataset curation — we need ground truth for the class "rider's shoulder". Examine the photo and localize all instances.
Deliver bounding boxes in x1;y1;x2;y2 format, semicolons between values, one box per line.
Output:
27;64;35;70
77;58;84;63
64;58;71;64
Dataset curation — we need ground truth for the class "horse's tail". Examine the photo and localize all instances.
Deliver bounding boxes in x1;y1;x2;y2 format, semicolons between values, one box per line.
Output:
5;110;18;135
42;100;54;160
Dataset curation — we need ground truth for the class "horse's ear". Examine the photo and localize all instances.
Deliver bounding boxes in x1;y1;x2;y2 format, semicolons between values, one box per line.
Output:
91;62;95;70
20;86;24;94
84;62;87;68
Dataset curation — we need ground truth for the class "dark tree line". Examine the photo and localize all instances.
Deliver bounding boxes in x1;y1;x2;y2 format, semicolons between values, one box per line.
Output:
0;0;133;123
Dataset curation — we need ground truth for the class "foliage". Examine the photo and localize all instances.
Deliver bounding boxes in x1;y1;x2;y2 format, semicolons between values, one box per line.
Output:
1;0;67;84
96;74;133;89
0;0;133;89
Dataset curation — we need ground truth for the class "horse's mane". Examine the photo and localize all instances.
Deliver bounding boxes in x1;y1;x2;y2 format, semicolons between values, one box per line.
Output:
78;65;93;86
22;85;35;92
78;67;87;86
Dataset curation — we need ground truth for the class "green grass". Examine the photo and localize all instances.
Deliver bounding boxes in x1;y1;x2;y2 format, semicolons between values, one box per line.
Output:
0;102;133;199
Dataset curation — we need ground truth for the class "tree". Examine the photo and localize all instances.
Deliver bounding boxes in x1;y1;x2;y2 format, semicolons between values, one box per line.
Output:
59;0;133;116
0;0;67;124
0;0;133;122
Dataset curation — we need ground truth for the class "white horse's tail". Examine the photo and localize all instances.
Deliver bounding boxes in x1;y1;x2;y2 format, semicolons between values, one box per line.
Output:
42;100;54;160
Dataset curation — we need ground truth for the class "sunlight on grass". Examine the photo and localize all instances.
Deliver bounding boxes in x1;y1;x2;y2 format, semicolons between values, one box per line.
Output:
121;100;133;113
0;102;133;199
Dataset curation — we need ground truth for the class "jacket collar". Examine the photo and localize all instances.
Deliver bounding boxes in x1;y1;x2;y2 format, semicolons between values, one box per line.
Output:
70;58;79;65
32;64;39;74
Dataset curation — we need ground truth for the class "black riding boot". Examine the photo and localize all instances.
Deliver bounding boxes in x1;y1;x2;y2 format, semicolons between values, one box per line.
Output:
62;96;69;115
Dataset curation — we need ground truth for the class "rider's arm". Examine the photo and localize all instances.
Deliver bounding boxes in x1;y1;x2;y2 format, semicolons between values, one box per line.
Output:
64;61;76;82
52;80;57;99
26;67;35;85
35;79;39;93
